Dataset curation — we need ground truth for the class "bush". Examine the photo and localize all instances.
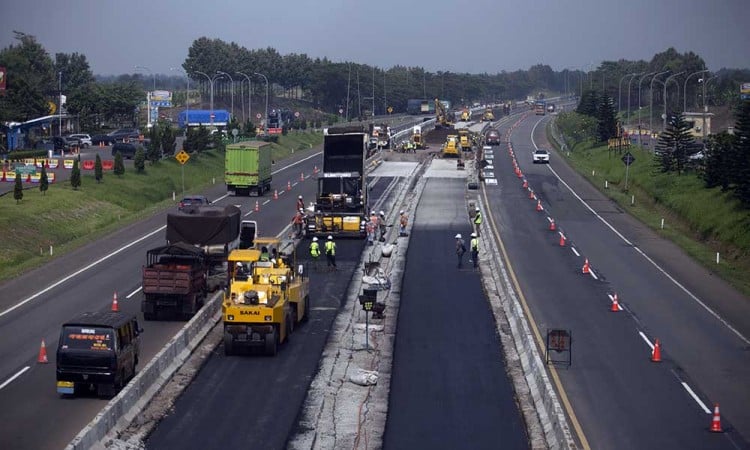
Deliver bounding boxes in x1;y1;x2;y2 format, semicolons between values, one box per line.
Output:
134;146;146;173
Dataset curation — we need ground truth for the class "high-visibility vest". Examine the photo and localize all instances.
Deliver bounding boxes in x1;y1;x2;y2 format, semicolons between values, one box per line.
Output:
260;251;270;261
310;242;320;257
325;241;336;255
474;211;482;225
471;237;478;251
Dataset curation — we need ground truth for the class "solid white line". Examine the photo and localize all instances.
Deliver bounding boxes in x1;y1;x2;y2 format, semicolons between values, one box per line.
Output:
127;287;142;299
681;382;712;414
0;366;30;390
638;331;655;350
529;117;750;346
571;247;580;257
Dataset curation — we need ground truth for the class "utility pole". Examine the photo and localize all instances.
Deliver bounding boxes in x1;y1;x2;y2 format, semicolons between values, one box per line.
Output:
650;70;670;139
684;69;709;113
58;71;62;136
346;64;351;122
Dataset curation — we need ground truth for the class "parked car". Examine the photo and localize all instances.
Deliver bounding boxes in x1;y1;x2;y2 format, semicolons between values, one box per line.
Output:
91;134;115;146
68;134;92;148
111;142;138;159
178;195;211;212
41;136;80;153
107;128;141;143
532;149;550;164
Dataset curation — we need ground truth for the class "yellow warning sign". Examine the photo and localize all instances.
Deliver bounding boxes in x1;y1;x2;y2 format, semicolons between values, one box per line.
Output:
175;150;190;165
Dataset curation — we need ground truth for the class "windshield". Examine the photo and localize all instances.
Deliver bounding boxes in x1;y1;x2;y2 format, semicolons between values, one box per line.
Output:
60;326;114;351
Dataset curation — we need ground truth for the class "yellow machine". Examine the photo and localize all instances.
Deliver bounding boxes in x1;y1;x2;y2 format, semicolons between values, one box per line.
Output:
458;130;472;152
435;98;454;129
442;135;460;158
482;107;495;122
222;238;310;356
460;109;471;121
411;126;425;149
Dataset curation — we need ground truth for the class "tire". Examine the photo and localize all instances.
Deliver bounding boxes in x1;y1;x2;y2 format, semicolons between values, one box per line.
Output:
264;329;277;356
224;332;234;356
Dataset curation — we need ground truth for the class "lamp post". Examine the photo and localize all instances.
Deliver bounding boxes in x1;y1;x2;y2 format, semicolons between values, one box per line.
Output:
236;72;253;125
135;65;156;128
58;71;62;136
663;71;685;131
626;73;643;130
254;72;269;131
170;67;190;134
618;73;637;116
683;69;709;113
701;75;718;141
195;71;222;127
650;70;670;138
637;71;657;146
217;71;234;123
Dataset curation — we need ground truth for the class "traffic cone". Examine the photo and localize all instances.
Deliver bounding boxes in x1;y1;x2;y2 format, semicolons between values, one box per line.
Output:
710;403;723;433
254;200;260;212
273;190;278;200
111;292;119;312
517;169;523;178
549;219;556;231
536;200;543;212
38;339;49;364
287;181;291;191
522;179;528;189
529;189;535;199
651;339;662;362
300;172;305;182
313;166;318;174
559;234;566;247
611;293;620;312
582;258;590;274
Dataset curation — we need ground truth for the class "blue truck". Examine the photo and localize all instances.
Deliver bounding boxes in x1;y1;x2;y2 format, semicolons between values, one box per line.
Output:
178;110;230;128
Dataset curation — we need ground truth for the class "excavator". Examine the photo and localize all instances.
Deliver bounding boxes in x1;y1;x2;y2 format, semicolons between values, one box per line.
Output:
435;98;454;129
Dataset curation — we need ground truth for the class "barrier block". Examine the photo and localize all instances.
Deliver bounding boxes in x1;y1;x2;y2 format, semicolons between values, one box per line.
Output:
24;158;35;166
35;160;44;168
48;172;56;183
102;160;114;170
63;160;74;169
47;159;59;169
30;174;41;183
4;172;14;183
82;160;95;170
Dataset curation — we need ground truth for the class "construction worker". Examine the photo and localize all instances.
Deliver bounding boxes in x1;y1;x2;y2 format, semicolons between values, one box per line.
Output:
324;235;337;270
378;211;387;241
473;207;482;236
455;233;466;269
235;262;249;280
309;237;320;269
296;195;304;211
470;232;479;268
260;246;270;262
399;210;408;236
292;209;305;238
366;217;376;246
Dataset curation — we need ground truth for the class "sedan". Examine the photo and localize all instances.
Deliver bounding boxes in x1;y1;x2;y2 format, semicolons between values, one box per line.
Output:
532;149;550;164
178;195;211;212
68;134;92;148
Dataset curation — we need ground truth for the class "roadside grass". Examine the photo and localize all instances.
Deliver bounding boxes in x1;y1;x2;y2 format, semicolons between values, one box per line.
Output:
547;125;750;297
0;132;323;283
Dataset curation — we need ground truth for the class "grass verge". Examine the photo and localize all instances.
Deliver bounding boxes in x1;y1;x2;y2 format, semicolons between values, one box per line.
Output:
0;132;323;283
546;124;750;297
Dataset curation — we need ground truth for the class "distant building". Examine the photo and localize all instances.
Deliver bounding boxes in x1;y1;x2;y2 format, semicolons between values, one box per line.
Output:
682;112;714;137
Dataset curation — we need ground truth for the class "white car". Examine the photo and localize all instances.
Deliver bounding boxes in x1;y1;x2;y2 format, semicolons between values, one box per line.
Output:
68;134;92;148
532;149;550;164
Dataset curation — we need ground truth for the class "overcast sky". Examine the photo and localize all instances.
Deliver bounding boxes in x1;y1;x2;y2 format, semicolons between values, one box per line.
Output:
1;0;748;75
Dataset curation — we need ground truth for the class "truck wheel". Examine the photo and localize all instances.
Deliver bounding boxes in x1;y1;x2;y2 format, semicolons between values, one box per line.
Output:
264;330;277;356
224;332;234;356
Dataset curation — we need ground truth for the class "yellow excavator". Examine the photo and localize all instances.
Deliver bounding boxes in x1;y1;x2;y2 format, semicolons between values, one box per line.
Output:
435;98;454;129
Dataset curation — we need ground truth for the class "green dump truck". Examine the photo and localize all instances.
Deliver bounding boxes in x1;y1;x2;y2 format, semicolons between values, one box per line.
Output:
225;141;273;196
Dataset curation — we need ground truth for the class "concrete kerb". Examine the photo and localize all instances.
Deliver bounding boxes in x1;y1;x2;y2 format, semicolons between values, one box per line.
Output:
66;291;223;450
473;193;577;448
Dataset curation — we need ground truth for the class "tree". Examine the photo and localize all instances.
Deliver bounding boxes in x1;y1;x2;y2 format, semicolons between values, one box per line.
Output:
134;146;146;173
146;124;162;164
576;90;599;117
161;125;176;156
39;164;49;195
54;52;95;93
555;111;597;147
186;124;210;152
13;172;23;203
703;132;735;191
0;32;55;122
94;153;103;183
654;112;696;174
732;100;750;205
70;159;81;190
113;151;125;176
596;93;617;142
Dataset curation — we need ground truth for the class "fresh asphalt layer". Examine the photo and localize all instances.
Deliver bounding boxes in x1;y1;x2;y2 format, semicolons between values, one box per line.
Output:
383;177;528;450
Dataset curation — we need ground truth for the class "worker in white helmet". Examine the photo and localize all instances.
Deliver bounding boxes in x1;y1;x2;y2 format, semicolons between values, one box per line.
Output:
470;232;479;268
455;233;466;268
399;210;408;236
378;210;387;241
297;195;304;211
309;236;321;270
325;235;337;270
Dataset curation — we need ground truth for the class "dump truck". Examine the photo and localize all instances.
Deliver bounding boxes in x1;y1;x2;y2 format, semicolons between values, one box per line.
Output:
223;238;310;356
458;130;472;152
535;100;547;116
225;140;273;196
411;125;426;149
307;126;369;237
442;134;460;158
141;243;208;321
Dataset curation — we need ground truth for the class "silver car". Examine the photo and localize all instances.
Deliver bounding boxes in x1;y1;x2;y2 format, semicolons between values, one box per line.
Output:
68;134;92;148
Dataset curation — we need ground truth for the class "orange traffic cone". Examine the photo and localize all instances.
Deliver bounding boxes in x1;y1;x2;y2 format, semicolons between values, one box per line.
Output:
522;179;528;189
651;339;662;362
529;189;535;199
517;169;523;178
710;403;723;433
536;200;543;212
582;258;590;274
313;166;318;174
549;219;556;231
254;200;260;212
273;190;278;200
611;293;620;312
559;234;566;247
300;172;305;182
38;339;49;364
111;292;119;312
287;181;291;191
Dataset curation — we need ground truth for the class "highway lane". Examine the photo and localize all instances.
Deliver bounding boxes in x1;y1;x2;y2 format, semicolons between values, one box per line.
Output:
383;177;528;450
145;176;398;449
482;113;749;448
0;146;326;450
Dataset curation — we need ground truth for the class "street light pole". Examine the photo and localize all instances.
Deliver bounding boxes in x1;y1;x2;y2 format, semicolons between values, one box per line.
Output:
701;75;718;142
254;72;269;131
170;67;189;135
58;71;62;136
683;69;709;113
626;73;643;130
618;73;635;116
663;71;685;130
236;72;253;126
135;65;156;128
217;71;234;123
650;70;670;138
637;71;657;146
195;71;222;127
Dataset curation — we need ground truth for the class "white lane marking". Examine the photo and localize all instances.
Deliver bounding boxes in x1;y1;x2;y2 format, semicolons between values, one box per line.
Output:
0;366;30;390
589;270;599;281
278;190;285;196
485;179;498;185
638;331;655;350
127;287;142;299
607;294;624;311
292;182;299;187
0;227;165;318
529;117;750;346
262;199;271;205
681;382;711;414
571;247;580;257
244;210;254;217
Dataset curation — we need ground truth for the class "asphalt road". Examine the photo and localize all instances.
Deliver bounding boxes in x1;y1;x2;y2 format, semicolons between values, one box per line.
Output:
482;113;749;449
383;177;528;450
0;144;326;450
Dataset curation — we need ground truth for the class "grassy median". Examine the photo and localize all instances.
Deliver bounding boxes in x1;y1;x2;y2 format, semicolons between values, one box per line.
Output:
0;132;323;282
546;125;750;296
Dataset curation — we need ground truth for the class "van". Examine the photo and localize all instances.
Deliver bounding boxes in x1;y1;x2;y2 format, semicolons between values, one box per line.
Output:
56;311;142;397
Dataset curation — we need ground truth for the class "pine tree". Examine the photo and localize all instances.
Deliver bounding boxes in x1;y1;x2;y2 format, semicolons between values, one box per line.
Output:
134;146;146;173
70;159;81;190
596;93;617;142
654;112;696;174
147;124;162;164
733;100;750;205
576;90;599;117
113;151;125;176
703;132;734;191
94;153;103;183
39;165;49;195
13;172;23;204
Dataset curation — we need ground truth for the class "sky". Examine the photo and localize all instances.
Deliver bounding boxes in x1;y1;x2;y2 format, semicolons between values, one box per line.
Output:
1;0;748;75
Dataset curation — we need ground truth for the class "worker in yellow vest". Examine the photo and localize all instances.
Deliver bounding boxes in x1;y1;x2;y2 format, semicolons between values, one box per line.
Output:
473;207;482;236
324;235;337;270
470;232;479;268
309;237;320;270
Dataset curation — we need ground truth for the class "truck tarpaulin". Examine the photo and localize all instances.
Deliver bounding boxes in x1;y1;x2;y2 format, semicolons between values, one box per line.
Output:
166;205;241;246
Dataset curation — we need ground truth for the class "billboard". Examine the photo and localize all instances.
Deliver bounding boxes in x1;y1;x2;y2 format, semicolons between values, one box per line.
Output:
151;90;172;101
0;66;6;92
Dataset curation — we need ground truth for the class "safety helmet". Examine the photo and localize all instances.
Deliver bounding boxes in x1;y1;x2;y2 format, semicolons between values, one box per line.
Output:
471;232;477;237
455;233;462;239
312;237;318;242
299;208;304;213
298;195;303;199
476;207;480;212
236;262;243;267
327;235;333;240
399;210;404;214
379;211;385;216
